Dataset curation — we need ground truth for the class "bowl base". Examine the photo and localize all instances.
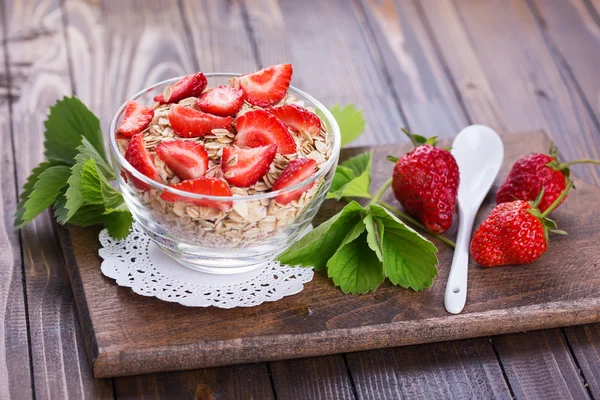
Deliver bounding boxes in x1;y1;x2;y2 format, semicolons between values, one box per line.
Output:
174;259;267;275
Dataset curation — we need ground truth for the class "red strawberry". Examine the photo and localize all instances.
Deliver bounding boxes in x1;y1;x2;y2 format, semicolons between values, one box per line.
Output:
391;129;459;234
237;64;292;107
272;158;317;205
155;140;208;181
197;86;244;117
168;104;233;138
124;133;161;190
117;100;154;137
154;72;207;104
221;144;277;187
266;104;321;137
471;182;572;267
235;109;296;154
160;177;233;211
496;143;600;212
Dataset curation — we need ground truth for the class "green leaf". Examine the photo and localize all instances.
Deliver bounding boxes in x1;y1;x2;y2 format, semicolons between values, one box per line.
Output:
369;204;438;291
80;159;105;204
363;212;382;261
326;152;372;200
387;155;399;163
14;161;63;227
75;137;115;180
329;104;366;147
104;210;134;239
64;162;85;221
18;165;71;227
278;201;365;271
327;230;385;294
44;96;105;164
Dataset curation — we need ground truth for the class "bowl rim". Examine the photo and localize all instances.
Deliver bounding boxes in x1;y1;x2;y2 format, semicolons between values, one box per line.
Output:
109;72;341;201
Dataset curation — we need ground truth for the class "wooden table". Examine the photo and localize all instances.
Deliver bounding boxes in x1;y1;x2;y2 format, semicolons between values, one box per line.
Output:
2;0;600;398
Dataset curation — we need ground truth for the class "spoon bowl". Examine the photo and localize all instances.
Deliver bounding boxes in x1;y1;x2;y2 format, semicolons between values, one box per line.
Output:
444;125;504;314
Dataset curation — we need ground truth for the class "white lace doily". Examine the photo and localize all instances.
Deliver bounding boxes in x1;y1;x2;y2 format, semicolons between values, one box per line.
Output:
98;222;314;308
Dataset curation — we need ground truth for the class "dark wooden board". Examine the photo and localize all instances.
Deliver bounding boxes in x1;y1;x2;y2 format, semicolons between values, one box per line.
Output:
58;130;600;378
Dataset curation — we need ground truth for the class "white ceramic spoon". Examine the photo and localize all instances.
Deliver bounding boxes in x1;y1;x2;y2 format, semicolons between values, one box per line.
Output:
444;125;504;314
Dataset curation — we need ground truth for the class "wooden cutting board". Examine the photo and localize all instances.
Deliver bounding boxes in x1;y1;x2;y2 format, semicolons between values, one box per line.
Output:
58;130;600;378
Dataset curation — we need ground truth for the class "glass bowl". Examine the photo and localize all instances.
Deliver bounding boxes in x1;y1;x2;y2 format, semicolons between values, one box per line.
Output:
109;73;341;274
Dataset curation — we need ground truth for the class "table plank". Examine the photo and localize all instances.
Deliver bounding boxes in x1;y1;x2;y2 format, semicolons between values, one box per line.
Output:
3;0;114;397
493;330;590;400
115;364;274;399
0;12;33;398
346;339;512;399
565;324;600;398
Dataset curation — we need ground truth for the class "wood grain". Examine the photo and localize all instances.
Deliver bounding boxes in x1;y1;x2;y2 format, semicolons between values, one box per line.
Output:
346;338;511;399
59;131;600;378
0;12;33;398
3;0;113;397
269;355;355;400
114;364;274;400
244;0;407;147
358;0;467;135
493;329;590;400
565;324;600;398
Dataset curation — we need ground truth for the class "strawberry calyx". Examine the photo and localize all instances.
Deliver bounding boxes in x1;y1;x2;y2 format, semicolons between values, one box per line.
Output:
543;142;600;179
401;128;438;148
526;179;574;241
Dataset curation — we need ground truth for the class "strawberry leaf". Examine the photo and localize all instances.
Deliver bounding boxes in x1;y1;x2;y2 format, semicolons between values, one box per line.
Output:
329;104;365;147
326;152;372;200
277;201;364;271
368;204;438;291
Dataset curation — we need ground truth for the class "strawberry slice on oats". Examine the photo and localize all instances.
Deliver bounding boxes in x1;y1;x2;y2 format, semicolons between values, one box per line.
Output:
155;140;209;181
272;158;317;205
154;72;208;104
238;64;292;107
235;109;296;154
161;177;233;211
197;86;245;117
117;100;154;138
266;104;321;137
221;144;277;188
168;104;233;138
124;133;161;190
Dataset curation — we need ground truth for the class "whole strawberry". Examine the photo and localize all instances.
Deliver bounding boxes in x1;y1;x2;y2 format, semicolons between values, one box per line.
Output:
391;129;459;233
496;143;599;212
471;182;572;267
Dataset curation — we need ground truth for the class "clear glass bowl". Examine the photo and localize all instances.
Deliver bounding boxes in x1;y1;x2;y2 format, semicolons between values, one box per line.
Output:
109;73;341;274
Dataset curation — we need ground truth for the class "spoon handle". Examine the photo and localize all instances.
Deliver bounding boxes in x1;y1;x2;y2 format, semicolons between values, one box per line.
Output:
444;211;476;314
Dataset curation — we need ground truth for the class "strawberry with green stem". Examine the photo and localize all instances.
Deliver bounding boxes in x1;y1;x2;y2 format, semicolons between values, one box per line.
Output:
496;143;600;212
471;179;573;267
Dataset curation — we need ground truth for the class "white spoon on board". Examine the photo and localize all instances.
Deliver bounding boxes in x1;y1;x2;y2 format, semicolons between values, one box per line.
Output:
444;125;504;314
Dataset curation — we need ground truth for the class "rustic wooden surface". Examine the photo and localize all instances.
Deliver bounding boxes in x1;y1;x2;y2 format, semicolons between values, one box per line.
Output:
59;131;600;378
1;0;599;398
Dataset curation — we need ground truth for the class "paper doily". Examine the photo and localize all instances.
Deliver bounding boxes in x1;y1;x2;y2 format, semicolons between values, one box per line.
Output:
98;222;314;308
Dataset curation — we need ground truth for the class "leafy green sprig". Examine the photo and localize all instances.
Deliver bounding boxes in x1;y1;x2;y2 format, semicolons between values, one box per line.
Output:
15;97;132;238
279;150;441;293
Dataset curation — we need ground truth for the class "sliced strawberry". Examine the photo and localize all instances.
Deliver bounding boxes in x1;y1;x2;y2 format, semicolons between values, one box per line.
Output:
160;177;233;211
272;158;317;205
266;104;321;137
155;140;208;181
117;100;154;138
124;133;161;190
154;72;207;104
197;86;244;117
238;64;292;107
221;144;277;187
168;104;233;138
235;109;296;154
